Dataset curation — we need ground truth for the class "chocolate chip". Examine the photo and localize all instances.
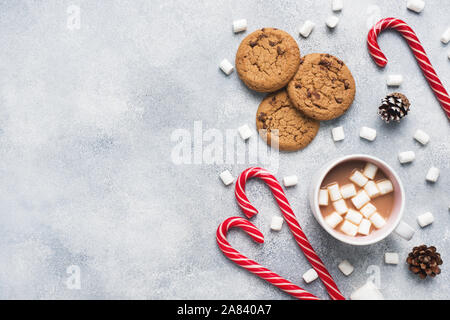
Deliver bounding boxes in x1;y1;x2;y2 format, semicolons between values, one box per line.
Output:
249;41;257;48
344;81;350;89
257;112;267;122
335;97;343;104
312;91;321;100
319;59;331;68
295;83;302;89
299;57;305;64
306;90;311;98
277;47;284;55
269;40;277;47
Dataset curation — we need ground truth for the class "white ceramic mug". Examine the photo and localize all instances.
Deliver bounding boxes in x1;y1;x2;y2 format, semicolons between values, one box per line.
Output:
309;154;405;246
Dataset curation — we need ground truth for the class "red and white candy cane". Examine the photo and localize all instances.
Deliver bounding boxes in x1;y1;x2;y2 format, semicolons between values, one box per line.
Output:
217;217;319;300
234;167;344;300
368;17;450;119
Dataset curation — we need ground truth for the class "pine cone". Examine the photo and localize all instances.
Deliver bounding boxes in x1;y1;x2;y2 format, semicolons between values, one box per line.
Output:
378;92;410;123
407;245;443;279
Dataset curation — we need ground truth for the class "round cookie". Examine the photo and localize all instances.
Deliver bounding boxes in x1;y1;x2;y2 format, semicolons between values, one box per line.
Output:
236;28;301;92
256;90;320;151
287;53;356;121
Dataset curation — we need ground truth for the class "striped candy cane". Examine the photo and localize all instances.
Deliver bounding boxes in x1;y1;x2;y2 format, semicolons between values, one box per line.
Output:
234;167;344;300
367;17;450;119
217;217;319;300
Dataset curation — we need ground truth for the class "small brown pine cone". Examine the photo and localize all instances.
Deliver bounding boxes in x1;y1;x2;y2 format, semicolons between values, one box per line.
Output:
406;245;443;279
378;92;410;123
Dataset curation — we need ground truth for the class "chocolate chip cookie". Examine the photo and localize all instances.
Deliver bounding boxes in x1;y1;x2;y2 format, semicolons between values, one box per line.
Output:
256;90;320;151
236;28;301;93
287;53;355;121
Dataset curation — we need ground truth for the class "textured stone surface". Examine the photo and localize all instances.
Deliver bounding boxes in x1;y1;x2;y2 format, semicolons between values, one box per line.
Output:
0;0;448;299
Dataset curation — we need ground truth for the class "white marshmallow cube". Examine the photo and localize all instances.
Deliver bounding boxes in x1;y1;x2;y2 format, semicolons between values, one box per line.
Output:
350;281;384;300
219;59;234;75
360;127;377;141
333;199;349;215
414;129;430;145
369;212;386;229
377;179;393;195
358;219;372;236
283;175;298;187
238;124;253;140
327;183;342;201
325;212;344;229
363;162;378;180
364;180;381;198
340;183;356;199
407;0;425;13
270;216;284;231
302;268;319;283
395;221;415;240
332;0;344;11
319;189;329;206
220;170;234;186
351;190;371;209
398;151;415;164
299;20;315;38
232;19;247;33
326;15;339;28
386;74;403;86
385;252;399;265
426;167;440;182
441;27;450;44
345;209;363;225
338;260;354;276
349;170;369;187
340;220;358;237
417;212;434;228
360;202;377;218
331;126;345;141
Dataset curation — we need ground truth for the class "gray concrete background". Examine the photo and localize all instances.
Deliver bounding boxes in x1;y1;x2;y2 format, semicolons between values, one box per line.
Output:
0;0;448;299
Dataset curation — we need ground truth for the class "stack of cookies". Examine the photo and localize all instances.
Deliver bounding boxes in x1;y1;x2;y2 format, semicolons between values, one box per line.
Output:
235;28;356;151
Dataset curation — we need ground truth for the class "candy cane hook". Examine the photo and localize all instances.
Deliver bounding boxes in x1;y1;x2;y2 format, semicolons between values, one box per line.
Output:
217;217;319;300
235;167;344;300
367;17;450;119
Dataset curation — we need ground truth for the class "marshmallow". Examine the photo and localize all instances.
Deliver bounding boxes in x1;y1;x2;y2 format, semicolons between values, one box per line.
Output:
340;183;356;199
220;170;234;186
395;221;415;240
325;212;344;229
426;167;440;182
238;124;253;140
333;199;349;215
351;281;384;300
358;219;372;236
270;216;284;231
398;151;415;164
386;74;403;86
377;179;393;195
219;59;234;75
232;19;247;33
332;0;344;11
302;268;319;283
338;260;354;276
407;0;425;13
331;126;345;141
299;20;315;38
349;170;369;187
364;181;381;198
340;220;358;237
327;183;342;201
326;15;339;28
360;127;377;141
363;162;378;180
283;175;298;187
351;190;370;209
360;203;377;218
319;189;329;206
441;27;450;44
385;252;399;265
417;212;434;228
369;212;386;229
414;129;430;145
345;209;363;225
